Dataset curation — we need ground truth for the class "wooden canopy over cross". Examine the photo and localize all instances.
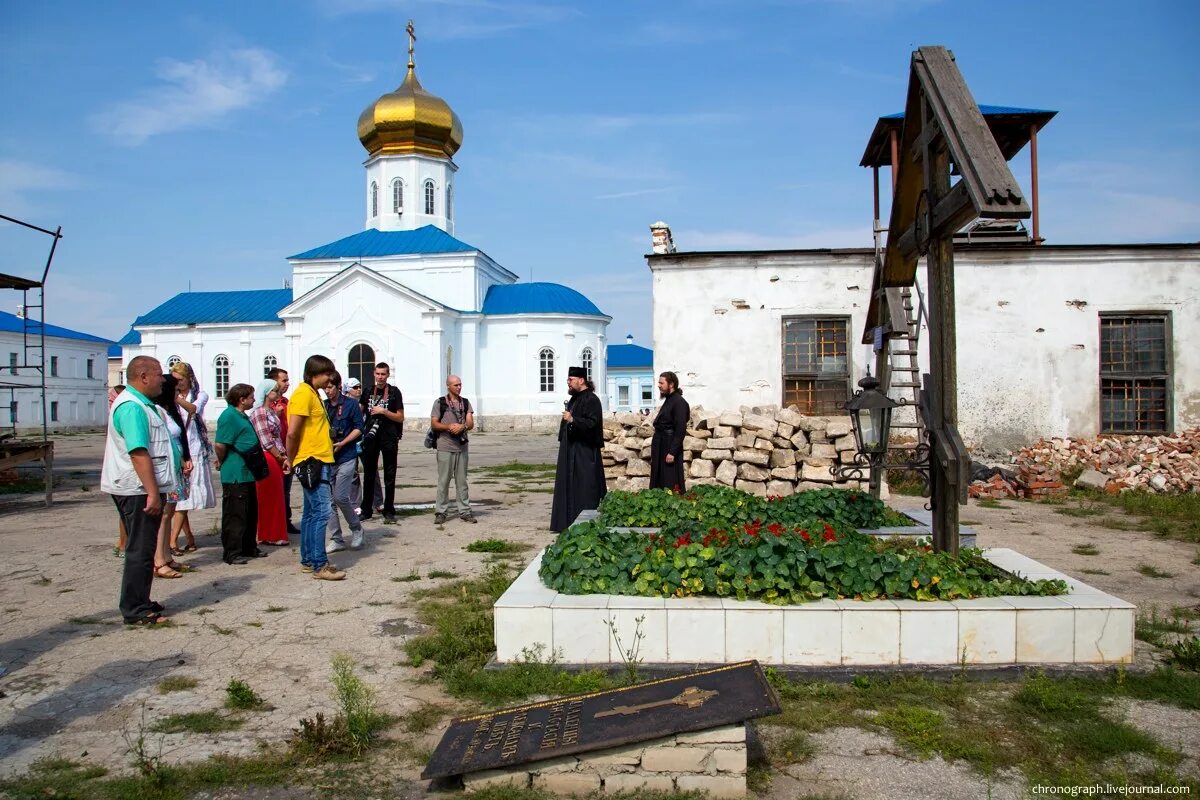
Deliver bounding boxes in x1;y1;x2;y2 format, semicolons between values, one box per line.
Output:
865;46;1032;554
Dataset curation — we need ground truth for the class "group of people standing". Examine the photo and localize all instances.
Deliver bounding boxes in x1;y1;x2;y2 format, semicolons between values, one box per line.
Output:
549;368;689;532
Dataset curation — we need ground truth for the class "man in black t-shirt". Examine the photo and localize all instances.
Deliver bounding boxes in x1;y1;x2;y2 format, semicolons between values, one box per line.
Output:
359;362;405;524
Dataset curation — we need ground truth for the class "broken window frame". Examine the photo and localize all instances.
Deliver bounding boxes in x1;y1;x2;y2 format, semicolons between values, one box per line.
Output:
781;315;851;416
1098;311;1172;435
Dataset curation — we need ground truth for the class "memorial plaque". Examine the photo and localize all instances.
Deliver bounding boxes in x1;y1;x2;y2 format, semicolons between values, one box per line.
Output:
422;660;780;780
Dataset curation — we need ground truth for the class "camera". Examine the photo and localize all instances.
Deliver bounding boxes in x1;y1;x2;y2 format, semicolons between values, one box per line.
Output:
362;416;383;442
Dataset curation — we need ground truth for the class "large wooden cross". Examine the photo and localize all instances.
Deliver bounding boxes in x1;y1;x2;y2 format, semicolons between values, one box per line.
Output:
866;47;1031;554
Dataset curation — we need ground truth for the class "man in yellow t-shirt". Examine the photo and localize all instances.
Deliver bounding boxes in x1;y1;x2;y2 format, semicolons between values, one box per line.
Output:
286;354;345;581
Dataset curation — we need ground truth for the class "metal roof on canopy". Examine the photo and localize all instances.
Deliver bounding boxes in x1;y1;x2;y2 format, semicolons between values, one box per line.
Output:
860;105;1057;168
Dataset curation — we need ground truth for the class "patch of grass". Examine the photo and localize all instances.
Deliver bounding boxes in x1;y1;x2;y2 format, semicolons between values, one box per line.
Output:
0;478;47;495
265;605;287;613
1080;568;1111;576
32;576;51;586
225;678;266;710
1137;563;1174;579
406;565;612;705
208;624;236;635
885;470;926;497
244;621;262;628
1071;543;1100;556
313;608;351;616
465;538;531;554
976;498;1005;509
1136;608;1192;647
427;569;459;579
156;676;198;694
57;588;75;594
1168;637;1200;671
68;616;109;626
402;702;447;734
1074;487;1200;544
395;506;435;517
959;519;982;526
1054;504;1106;518
392;571;422;583
194;607;214;616
478;461;556;478
292;654;389;761
150;710;242;734
365;600;392;607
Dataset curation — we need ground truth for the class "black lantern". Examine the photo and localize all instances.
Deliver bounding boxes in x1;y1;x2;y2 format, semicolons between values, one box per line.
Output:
845;375;896;457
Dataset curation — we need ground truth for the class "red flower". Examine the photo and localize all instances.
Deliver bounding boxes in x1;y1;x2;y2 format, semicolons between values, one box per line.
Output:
644;546;652;554
800;530;811;542
822;529;837;543
767;522;785;537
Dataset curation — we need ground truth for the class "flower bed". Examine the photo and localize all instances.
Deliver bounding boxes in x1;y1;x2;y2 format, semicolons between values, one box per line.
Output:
540;487;1067;605
596;485;914;531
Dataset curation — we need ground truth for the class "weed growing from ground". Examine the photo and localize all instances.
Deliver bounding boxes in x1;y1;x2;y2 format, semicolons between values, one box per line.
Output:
1071;543;1100;556
1169;637;1200;671
606;614;646;686
1080;568;1111;576
150;711;243;734
331;653;387;754
225;678;266;710
465;538;531;554
392;570;421;582
427;569;458;579
402;702;447;734
1137;563;1174;579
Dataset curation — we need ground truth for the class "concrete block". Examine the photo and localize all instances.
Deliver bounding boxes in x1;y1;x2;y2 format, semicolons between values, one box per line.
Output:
713;425;734;437
753;437;775;451
834;434;857;452
840;601;900;664
464;769;530;791
826;419;852;438
1016;602;1075;663
1074;607;1134;664
897;603;959;664
783;601;842;664
776;421;795;439
955;600;1017;663
1074;469;1110;491
666;604;725;662
789;432;810;454
741;414;778;436
532;772;600;795
719;412;744;427
710;747;747;774
733;448;769;465
726;607;784;663
494;607;552;663
684;436;708;452
533;754;582;774
581;742;646;768
642;745;709;772
676;774;746;798
775;407;805;427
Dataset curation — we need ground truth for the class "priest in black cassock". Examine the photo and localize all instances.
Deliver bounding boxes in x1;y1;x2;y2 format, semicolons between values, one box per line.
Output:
550;366;607;532
649;371;690;492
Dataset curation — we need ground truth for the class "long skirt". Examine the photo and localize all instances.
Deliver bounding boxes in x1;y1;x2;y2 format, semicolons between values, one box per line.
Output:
177;455;216;511
255;457;288;545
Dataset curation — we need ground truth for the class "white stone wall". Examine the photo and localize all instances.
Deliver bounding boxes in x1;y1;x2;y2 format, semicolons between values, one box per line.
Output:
463;724;747;798
650;245;1200;450
363;152;458;235
479;315;608;416
1;333;109;431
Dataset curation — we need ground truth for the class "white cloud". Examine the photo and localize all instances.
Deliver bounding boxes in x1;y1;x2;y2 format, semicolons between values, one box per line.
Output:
0;159;76;217
89;48;287;146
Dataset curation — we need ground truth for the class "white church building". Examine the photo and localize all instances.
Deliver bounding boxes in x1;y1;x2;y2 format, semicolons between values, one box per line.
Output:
117;47;609;429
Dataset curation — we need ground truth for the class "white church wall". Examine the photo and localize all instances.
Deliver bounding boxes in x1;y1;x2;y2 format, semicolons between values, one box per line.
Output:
650;245;1200;450
364;153;457;235
478;316;608;418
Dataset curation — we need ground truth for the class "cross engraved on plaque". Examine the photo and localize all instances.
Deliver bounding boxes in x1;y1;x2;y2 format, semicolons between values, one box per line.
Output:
593;686;719;719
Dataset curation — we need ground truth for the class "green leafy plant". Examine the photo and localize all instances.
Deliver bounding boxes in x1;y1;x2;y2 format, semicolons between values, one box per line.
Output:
1169;637;1200;671
605;614;646;685
540;517;1066;605
225;678;266;710
465;538;530;554
331;653;386;754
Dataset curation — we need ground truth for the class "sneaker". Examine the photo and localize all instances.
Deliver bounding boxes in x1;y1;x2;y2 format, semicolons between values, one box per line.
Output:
382;513;397;525
460;513;477;524
326;539;346;554
350;530;364;550
433;512;447;525
313;565;346;581
300;564;314;573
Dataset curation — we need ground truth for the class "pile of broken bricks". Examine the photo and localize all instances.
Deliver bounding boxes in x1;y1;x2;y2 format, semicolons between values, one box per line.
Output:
1013;428;1200;495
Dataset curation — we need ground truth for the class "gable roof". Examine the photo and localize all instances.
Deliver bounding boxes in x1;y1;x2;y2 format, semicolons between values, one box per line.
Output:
278;262;451;317
481;283;606;317
288;226;478;260
607;343;653;369
134;289;293;326
0;309;113;346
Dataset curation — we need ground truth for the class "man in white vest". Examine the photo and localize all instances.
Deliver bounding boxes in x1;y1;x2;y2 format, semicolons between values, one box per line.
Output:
102;355;174;625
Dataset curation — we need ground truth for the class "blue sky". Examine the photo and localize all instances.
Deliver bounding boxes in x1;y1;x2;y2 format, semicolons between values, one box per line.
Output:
2;0;1197;346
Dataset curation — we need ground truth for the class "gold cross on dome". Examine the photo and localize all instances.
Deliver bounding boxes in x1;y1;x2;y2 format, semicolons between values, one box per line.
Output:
406;19;417;68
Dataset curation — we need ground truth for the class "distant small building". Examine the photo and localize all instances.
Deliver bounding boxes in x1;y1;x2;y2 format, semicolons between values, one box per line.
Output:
1;310;113;432
606;334;655;413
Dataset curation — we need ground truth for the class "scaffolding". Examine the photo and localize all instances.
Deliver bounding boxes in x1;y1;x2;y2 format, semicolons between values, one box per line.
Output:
0;213;61;507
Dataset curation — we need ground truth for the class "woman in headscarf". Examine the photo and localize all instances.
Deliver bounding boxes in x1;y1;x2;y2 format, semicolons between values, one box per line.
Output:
152;374;194;579
248;378;290;546
169;363;215;554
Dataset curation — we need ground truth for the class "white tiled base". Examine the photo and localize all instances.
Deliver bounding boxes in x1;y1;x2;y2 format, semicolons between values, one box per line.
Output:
493;548;1135;666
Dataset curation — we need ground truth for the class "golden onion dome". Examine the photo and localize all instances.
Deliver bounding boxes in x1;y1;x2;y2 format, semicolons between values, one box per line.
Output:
357;63;463;159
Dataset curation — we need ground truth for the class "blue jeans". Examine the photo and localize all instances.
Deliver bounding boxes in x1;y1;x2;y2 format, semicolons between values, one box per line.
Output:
300;463;332;571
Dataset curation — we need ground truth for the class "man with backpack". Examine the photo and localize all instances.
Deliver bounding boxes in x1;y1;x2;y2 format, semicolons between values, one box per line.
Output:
429;374;475;525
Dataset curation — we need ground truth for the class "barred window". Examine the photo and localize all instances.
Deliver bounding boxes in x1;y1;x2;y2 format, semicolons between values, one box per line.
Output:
539;347;555;393
263;354;277;378
214;355;230;398
424;180;435;215
392;178;404;214
1100;313;1171;434
782;316;850;415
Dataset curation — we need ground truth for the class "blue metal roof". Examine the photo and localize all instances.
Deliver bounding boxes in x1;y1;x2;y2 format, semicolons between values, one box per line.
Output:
289;226;478;260
0;310;113;346
117;328;142;346
607;343;653;369
134;289;293;326
881;104;1056;119
481;283;606;317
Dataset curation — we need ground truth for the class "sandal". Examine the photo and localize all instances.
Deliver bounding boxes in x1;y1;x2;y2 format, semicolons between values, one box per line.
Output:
154;564;182;579
125;612;169;626
170;547;186;558
167;560;194;573
182;543;198;553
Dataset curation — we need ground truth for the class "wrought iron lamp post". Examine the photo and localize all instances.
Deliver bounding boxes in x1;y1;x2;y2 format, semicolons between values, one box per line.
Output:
831;376;895;498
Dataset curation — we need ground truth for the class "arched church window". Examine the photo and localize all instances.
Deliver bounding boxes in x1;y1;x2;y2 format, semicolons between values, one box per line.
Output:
539;347;555;393
424;180;435;215
263;355;277;378
393;179;404;214
580;347;593;381
447;185;453;221
371;181;379;218
348;344;375;387
214;355;230;398
167;355;182;369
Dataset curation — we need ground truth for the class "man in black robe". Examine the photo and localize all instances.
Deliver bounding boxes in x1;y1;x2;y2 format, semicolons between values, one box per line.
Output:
649;371;690;492
550;366;607;532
